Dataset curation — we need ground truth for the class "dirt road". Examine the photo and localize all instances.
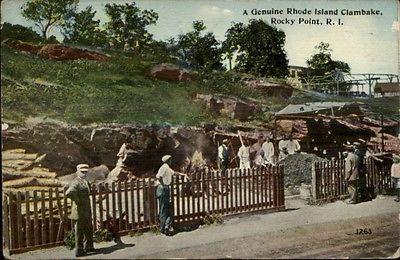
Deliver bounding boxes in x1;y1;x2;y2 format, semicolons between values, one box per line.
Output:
141;214;399;259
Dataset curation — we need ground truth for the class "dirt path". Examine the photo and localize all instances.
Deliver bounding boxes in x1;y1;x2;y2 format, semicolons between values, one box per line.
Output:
7;196;399;259
140;214;399;259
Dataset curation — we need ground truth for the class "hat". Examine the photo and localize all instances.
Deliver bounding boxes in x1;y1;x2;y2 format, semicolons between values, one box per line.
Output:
162;155;172;162
76;164;89;172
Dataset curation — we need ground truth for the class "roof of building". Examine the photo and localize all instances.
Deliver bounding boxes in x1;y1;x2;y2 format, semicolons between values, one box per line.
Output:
374;82;400;93
275;102;362;118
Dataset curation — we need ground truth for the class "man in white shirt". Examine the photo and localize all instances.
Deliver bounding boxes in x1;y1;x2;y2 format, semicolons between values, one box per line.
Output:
286;134;301;155
237;142;251;169
261;136;275;165
156;155;189;235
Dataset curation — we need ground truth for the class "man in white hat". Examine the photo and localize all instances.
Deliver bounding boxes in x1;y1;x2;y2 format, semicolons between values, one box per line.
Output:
156;155;189;235
65;164;95;256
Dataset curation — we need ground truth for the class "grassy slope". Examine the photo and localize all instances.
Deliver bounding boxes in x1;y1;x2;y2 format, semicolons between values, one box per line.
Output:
1;45;398;125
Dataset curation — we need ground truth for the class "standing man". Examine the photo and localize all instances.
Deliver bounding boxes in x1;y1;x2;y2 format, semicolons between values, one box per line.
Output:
345;146;359;204
237;140;251;169
391;155;400;202
286;134;301;155
261;136;275;165
218;139;230;173
156;155;189;235
65;164;95;257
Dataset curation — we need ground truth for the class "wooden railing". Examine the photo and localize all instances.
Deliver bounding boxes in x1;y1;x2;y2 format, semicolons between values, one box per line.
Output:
3;165;285;254
311;158;393;203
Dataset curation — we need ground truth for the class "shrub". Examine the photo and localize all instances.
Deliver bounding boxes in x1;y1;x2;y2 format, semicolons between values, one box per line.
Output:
1;22;45;43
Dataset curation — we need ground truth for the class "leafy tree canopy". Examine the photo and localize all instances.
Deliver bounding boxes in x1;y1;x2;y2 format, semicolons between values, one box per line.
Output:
104;3;158;49
21;0;79;39
61;6;108;46
306;42;350;76
173;20;223;71
223;19;289;77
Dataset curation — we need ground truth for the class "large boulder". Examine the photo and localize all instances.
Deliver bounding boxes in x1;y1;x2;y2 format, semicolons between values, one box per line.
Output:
150;63;194;82
195;94;261;121
245;80;293;99
38;44;109;61
4;40;42;54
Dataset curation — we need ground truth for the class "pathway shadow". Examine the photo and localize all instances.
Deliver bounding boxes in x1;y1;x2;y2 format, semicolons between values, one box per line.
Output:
87;236;135;256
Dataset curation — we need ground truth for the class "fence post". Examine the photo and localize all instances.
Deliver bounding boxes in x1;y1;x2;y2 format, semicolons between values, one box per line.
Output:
311;162;317;202
3;194;10;251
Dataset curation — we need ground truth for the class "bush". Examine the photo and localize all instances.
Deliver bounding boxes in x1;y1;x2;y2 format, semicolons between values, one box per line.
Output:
64;230;75;250
1;22;45;43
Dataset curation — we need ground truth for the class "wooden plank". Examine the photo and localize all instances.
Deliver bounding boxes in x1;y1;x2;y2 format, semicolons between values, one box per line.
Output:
251;167;256;209
9;193;18;249
220;171;225;215
181;176;186;220
111;182;117;231
229;169;233;213
104;183;110;228
25;191;31;247
216;171;221;214
142;179;149;227
98;184;104;229
175;175;180;222
196;171;201;218
201;170;206;215
191;174;196;220
124;180;129;230
62;187;69;238
91;184;97;232
260;167;265;209
256;167;260;209
4;195;11;250
16;191;23;248
136;179;141;229
238;169;243;211
33;191;40;245
234;169;238;212
48;189;54;243
41;190;47;244
117;181;123;231
206;172;211;214
130;181;135;229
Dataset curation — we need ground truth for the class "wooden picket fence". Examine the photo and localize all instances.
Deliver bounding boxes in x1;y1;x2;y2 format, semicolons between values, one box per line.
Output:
3;165;285;254
311;158;393;203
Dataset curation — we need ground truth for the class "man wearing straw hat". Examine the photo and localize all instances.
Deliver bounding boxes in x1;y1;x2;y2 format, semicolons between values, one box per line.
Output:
65;164;95;256
156;155;189;235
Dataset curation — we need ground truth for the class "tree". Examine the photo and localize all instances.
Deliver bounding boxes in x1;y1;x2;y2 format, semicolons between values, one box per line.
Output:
306;42;350;76
223;19;289;77
61;6;108;46
104;3;158;49
21;0;79;39
305;42;351;93
174;20;223;70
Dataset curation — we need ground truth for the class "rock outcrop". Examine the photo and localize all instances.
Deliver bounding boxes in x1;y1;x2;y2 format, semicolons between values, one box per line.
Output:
195;94;261;121
150;63;194;82
38;44;109;61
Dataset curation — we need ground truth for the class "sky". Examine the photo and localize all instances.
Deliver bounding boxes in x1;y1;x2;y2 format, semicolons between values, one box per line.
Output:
1;0;399;75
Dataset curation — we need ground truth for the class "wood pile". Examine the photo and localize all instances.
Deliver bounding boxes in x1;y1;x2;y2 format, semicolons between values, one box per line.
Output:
2;149;61;191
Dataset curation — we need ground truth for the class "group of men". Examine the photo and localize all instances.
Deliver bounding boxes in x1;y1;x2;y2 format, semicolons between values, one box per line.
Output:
218;133;301;171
